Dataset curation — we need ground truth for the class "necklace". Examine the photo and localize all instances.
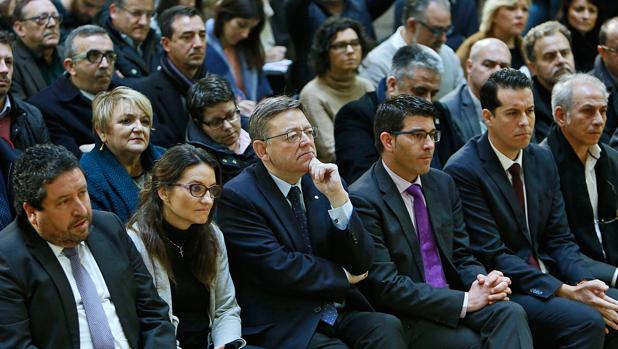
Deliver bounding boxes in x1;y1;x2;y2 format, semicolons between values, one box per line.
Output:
164;236;185;258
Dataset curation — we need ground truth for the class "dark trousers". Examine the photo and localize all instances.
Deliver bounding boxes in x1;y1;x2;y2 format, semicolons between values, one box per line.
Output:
401;300;532;349
511;293;607;349
307;308;406;349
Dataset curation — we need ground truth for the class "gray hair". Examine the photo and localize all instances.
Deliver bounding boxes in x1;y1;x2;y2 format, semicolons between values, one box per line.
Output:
523;21;571;63
249;96;306;141
389;44;444;81
64;24;110;60
402;0;450;24
551;73;608;118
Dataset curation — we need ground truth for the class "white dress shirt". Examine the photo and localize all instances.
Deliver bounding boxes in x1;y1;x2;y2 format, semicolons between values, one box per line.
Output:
47;241;130;349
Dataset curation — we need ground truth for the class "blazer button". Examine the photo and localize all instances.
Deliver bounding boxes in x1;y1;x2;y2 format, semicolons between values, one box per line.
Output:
314;306;322;313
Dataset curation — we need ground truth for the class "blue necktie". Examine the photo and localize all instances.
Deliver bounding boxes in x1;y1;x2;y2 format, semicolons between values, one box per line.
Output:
0;169;12;230
287;186;338;325
64;247;115;349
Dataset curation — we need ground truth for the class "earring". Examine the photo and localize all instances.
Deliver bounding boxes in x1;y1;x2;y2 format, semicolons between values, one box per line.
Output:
99;142;105;151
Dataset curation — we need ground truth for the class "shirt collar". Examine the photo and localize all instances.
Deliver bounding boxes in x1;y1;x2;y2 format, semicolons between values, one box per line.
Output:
0;97;11;119
268;171;303;198
79;90;95;101
488;136;523;172
47;240;86;258
382;160;422;194
393;26;407;49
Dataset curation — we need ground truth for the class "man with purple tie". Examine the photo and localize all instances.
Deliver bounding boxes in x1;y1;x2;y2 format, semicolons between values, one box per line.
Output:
350;95;532;348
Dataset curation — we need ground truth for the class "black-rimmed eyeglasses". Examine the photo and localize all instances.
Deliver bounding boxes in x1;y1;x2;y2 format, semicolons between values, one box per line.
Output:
72;50;118;64
389;129;441;143
418;21;453;37
21;13;63;26
200;107;241;129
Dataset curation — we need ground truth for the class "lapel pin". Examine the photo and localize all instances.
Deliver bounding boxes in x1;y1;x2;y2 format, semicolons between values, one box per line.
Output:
314;195;319;200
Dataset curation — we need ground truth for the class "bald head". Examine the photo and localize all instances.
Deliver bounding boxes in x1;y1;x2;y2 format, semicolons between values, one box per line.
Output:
599;18;618;77
467;38;511;98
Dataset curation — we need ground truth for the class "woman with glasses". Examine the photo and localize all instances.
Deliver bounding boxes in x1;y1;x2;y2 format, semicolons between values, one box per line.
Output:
80;86;164;223
457;0;530;70
299;17;372;163
205;0;271;116
128;144;246;349
186;74;258;183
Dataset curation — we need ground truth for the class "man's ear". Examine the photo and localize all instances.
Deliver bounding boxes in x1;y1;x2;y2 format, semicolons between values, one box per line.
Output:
12;21;25;39
379;131;395;153
64;58;75;76
22;202;38;230
554;106;567;127
482;109;493;126
109;3;118;20
252;140;269;161
405;17;417;35
527;61;538;77
161;36;171;54
386;76;397;97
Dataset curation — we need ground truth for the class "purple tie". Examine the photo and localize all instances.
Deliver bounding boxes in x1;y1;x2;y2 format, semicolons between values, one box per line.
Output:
406;184;448;288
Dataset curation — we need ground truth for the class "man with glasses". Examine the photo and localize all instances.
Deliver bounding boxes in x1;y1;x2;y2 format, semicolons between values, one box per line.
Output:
134;6;206;148
445;68;618;348
595;17;618;146
52;0;107;40
542;73;618;291
102;0;162;79
12;0;64;100
218;95;407;349
186;74;258;183
359;0;464;100
29;24;118;157
349;94;532;349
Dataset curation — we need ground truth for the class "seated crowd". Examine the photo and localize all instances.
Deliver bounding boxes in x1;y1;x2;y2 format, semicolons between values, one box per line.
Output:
2;0;618;348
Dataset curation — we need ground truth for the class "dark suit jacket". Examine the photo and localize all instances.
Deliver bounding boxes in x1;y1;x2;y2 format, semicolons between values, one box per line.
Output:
444;134;593;299
542;126;618;284
592;55;618;144
0;211;176;349
7;94;50;151
440;83;482;142
132;69;189;148
11;39;64;101
350;162;486;328
218;162;375;349
532;77;553;143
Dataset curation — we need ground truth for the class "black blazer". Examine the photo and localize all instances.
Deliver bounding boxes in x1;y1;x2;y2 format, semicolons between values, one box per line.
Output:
444;134;593;299
218;162;375;349
0;210;176;348
439;82;482;142
11;39;64;101
350;162;486;328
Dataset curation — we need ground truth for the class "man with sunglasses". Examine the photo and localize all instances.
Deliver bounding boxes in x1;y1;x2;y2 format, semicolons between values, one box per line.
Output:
595;17;618;146
218;96;407;349
359;0;464;100
349;94;532;349
101;0;162;79
29;24;119;157
11;0;65;100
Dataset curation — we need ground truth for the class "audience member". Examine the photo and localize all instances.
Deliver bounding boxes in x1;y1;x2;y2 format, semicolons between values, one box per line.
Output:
444;68;618;348
360;0;464;100
0;137;17;230
441;38;511;142
560;0;599;72
0;143;176;348
80;86;163;223
152;0;203;36
285;0;379;91
133;6;206;148
0;30;50;151
350;95;533;349
218;96;406;348
523;20;575;141
542;73;618;286
102;0;163;79
458;0;529;70
53;0;107;39
186;74;257;184
0;0;15;32
205;0;271;112
300;17;373;163
336;44;458;184
259;0;287;63
593;17;618;144
29;24;116;157
11;0;64;100
128;144;245;349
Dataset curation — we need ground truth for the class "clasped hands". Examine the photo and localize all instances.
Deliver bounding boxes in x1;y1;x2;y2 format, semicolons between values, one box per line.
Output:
467;270;512;313
558;280;618;333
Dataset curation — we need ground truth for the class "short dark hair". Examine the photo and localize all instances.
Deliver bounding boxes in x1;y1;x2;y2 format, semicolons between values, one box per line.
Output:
249;96;305;141
310;16;370;76
11;144;80;215
64;25;109;59
480;68;532;113
159;5;204;39
599;17;618;46
0;30;14;47
214;0;265;69
374;94;436;153
187;74;236;122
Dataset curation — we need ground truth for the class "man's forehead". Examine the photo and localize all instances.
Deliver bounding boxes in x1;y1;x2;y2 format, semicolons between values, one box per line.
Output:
171;15;204;34
268;109;309;129
535;33;570;54
570;84;608;107
24;0;57;14
74;34;113;51
425;1;451;23
497;87;533;106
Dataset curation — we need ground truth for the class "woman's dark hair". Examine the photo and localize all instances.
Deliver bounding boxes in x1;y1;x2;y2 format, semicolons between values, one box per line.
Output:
560;0;600;31
128;144;222;286
310;16;370;76
156;0;204;19
214;0;265;69
187;74;236;122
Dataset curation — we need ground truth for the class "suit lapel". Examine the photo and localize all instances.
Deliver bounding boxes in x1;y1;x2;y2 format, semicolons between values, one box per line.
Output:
15;42;47;91
461;86;481;136
375;163;425;278
522;148;540;245
478;135;532;244
421;173;452;262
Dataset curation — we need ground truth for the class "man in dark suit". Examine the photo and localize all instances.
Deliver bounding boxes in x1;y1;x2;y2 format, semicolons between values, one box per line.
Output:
0;144;175;348
218;96;406;349
594;17;618;144
350;95;532;348
11;0;65;100
29;24;117;157
543;73;618;287
444;68;618;348
133;6;206;148
440;38;511;143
